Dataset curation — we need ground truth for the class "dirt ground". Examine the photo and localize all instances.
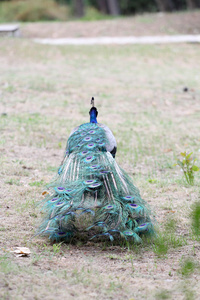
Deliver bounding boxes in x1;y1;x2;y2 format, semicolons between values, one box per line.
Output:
0;12;200;300
22;11;200;38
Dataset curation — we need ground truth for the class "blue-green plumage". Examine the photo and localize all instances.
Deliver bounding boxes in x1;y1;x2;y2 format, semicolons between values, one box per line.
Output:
36;101;155;243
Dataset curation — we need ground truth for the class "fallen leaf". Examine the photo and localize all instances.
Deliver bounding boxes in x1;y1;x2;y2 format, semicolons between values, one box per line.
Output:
11;247;31;257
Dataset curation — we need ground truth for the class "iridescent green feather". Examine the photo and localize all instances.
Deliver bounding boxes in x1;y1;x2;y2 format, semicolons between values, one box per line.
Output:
36;122;155;243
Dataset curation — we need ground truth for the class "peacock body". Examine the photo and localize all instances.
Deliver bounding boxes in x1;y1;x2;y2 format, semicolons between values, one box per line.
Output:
37;99;155;243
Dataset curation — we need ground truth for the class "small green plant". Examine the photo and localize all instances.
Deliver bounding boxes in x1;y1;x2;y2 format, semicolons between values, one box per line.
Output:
152;217;186;257
148;178;157;184
179;257;197;277
31;252;43;265
174;152;199;185
190;202;200;238
0;255;19;275
155;289;171;299
58;142;62;149
43;242;63;257
152;234;169;257
181;281;195;300
52;242;63;255
5;178;21;186
107;254;122;260
164;217;176;232
29;180;45;187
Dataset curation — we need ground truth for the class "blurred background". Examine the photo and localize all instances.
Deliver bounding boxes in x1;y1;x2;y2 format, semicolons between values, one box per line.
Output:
1;1;200;300
0;0;200;22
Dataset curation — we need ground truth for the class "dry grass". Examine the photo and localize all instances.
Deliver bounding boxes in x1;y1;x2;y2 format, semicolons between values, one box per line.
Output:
0;32;200;299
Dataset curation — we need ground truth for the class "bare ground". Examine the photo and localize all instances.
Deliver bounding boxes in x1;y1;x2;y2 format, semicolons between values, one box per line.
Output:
0;15;200;300
21;10;200;39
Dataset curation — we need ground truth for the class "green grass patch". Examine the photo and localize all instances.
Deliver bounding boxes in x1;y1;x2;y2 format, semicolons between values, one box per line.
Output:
5;178;21;186
152;218;187;257
29;180;45;187
190;202;200;239
179;257;199;277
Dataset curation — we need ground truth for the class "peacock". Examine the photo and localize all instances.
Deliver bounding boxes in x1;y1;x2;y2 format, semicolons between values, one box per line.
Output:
36;98;155;243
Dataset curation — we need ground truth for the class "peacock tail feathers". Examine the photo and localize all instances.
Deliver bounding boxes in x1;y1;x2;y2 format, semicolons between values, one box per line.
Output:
36;113;155;243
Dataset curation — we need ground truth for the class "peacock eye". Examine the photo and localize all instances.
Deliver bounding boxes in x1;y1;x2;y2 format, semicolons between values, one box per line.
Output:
84;155;94;163
139;223;146;227
122;195;135;201
57;187;65;190
81;151;88;155
84;136;92;141
123;231;133;236
100;170;109;174
84;180;95;184
129;203;138;208
50;197;58;202
57;231;68;237
89;182;101;188
87;143;96;149
89;130;95;134
105;205;114;209
56;201;65;207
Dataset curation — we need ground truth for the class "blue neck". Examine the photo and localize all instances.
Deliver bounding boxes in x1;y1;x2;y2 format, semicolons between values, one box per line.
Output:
90;110;97;123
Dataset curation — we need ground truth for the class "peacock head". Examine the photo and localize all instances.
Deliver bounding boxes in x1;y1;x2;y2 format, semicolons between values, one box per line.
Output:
89;97;98;123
